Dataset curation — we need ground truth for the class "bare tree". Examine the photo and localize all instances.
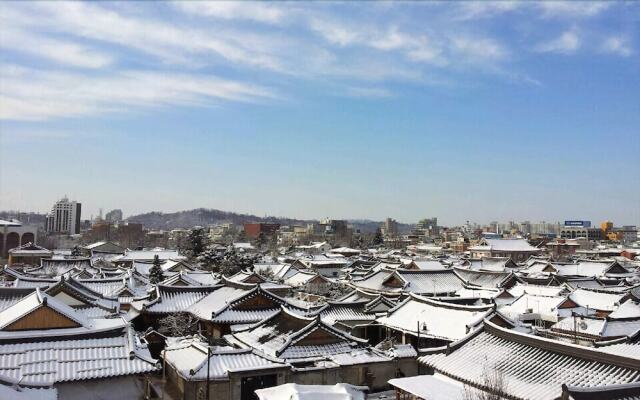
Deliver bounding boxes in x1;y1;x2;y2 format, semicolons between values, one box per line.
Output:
158;313;198;337
462;364;508;400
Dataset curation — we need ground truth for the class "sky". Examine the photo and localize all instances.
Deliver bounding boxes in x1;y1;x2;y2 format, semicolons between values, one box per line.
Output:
0;1;639;226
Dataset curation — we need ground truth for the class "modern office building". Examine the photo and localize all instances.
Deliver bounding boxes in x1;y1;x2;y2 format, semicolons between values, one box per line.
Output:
45;197;82;234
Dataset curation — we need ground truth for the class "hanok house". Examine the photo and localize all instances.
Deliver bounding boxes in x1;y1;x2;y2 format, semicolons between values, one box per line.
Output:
350;269;465;297
283;270;333;295
7;242;53;266
377;294;493;349
44;276;120;319
131;284;217;331
163;337;290;400
224;308;402;390
187;282;308;339
0;289;159;399
468;238;542;262
417;319;640;400
315;297;396;343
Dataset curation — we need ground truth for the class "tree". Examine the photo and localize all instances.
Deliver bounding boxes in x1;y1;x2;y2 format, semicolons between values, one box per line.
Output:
372;228;384;246
462;364;508;400
326;282;351;299
185;226;208;259
149;255;165;284
254;232;267;248
158;313;198;337
71;245;82;257
235;230;248;243
197;246;221;271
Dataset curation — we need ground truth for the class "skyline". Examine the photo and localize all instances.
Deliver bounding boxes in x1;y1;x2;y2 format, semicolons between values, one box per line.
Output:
1;200;636;228
1;1;639;225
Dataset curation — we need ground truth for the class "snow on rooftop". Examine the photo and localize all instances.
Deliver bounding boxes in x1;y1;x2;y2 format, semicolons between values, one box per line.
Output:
255;383;366;400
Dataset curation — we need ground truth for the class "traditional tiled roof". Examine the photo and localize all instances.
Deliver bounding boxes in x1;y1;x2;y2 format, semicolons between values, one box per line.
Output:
0;289;88;330
453;267;517;289
418;320;640;400
142;285;217;314
0;328;158;385
163;338;287;381
378;294;493;341
350;269;465;296
569;288;625;312
0;288;36;313
317;301;377;327
228;307;367;361
470;238;542;253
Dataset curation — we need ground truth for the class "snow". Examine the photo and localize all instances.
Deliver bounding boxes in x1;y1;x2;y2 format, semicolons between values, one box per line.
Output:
389;374;465;400
255;383;366;400
378;294;492;341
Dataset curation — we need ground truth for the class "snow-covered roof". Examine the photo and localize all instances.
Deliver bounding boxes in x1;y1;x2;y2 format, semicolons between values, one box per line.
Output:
228;308;366;361
350;269;465;296
389;374;464;400
143;285;216;314
470;238;541;253
419;320;640;400
0;328;158;385
164;338;287;381
255;383;366;400
378;294;492;341
569;288;625;312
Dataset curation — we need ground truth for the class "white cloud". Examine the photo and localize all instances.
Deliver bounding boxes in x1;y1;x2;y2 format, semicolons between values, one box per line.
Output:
344;86;393;98
537;1;611;18
0;65;277;121
0;27;112;69
173;1;288;24
450;36;508;62
602;36;633;57
535;29;580;54
8;2;287;72
455;1;522;20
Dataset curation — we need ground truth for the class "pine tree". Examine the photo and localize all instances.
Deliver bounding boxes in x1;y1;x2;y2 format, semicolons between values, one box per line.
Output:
185;227;208;259
149;255;165;284
372;228;384;246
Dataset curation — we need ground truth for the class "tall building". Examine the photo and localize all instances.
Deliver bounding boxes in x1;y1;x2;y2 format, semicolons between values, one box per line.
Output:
105;209;123;223
45;197;82;234
382;218;398;237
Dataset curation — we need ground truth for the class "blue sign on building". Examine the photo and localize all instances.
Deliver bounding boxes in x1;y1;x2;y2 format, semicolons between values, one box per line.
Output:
564;220;591;228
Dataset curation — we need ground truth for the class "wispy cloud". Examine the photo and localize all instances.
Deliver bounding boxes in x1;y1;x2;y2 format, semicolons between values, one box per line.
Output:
535;29;581;54
0;1;634;122
0;65;277;121
0;27;112;69
537;1;611;19
344;86;393;99
601;36;633;57
173;1;289;24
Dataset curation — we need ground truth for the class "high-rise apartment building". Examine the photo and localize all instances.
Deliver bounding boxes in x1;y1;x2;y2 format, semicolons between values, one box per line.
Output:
46;197;82;234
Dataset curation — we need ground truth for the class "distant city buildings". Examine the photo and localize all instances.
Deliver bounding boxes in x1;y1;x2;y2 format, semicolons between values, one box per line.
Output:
45;196;81;235
105;209;123;223
382;217;398;237
243;222;281;239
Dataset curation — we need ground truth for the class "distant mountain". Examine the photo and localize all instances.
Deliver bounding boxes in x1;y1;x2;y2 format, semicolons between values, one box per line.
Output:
128;208;413;233
127;208;312;230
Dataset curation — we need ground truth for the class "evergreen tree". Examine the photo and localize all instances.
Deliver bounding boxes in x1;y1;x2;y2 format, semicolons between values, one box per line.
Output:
149;255;165;284
185;226;208;258
372;228;384;246
254;232;267;248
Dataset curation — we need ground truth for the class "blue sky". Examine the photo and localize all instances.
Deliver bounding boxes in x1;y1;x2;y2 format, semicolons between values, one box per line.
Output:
0;1;638;226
